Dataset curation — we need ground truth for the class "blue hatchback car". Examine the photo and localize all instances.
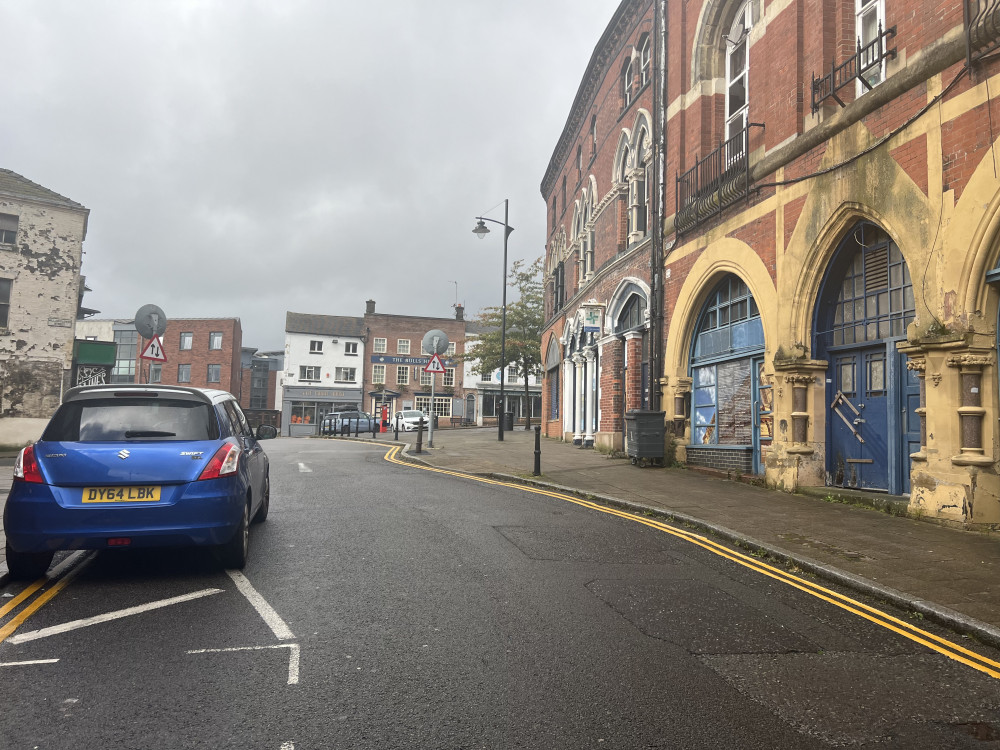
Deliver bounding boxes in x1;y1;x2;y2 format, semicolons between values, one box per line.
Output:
3;384;277;579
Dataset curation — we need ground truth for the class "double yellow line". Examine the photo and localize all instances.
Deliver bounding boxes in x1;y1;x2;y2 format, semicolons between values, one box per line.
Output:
0;552;91;645
384;445;1000;680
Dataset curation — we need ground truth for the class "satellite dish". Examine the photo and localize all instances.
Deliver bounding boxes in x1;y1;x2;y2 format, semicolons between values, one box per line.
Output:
134;304;167;339
421;329;449;355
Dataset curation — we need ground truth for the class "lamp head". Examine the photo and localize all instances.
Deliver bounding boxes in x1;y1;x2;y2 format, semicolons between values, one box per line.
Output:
472;219;490;239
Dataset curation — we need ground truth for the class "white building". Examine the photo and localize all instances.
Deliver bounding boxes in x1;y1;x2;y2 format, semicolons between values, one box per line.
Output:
281;312;367;436
0;170;89;445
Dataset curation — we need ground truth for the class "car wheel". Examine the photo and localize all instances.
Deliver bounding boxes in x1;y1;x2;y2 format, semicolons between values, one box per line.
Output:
252;474;270;524
218;500;250;569
5;541;54;580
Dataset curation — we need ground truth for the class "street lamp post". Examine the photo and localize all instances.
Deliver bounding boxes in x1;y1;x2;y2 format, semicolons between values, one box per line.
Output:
472;199;513;442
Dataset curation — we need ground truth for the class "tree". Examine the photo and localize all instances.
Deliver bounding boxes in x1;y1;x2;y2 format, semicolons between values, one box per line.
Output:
467;257;543;429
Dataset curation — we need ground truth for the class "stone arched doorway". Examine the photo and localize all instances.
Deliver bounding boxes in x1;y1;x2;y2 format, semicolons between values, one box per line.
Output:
814;221;918;493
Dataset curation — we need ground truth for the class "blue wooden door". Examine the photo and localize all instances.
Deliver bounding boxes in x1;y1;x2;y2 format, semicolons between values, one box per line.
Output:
829;346;889;490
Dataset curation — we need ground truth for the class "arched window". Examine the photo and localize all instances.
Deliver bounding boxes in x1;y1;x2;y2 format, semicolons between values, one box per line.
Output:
639;34;651;87
615;294;646;333
726;2;754;148
690;275;764;445
622;57;633;109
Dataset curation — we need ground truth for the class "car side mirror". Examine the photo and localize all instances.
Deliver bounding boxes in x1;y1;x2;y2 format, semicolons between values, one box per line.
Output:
256;425;278;440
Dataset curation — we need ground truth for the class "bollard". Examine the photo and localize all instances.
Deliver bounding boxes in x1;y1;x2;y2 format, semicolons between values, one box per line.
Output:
353;417;359;438
415;418;425;453
372;417;377;438
394;415;400;441
533;425;541;476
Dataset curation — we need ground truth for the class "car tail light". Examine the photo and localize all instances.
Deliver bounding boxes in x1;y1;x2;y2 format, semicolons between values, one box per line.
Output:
198;442;241;480
107;538;132;546
14;445;44;484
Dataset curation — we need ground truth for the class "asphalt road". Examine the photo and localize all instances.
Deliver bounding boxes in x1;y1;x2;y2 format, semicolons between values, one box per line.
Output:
1;437;998;749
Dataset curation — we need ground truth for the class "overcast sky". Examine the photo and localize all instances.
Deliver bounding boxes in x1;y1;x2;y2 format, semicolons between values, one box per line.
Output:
3;1;616;351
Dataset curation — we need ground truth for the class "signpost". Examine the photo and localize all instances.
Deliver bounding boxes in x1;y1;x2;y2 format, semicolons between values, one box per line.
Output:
135;305;168;382
422;329;449;448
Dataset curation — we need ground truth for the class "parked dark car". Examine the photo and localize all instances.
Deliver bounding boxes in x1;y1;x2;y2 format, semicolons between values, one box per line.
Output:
3;384;277;578
322;411;375;435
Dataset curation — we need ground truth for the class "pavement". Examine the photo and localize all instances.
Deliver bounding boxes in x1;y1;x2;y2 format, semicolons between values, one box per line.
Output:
2;429;999;651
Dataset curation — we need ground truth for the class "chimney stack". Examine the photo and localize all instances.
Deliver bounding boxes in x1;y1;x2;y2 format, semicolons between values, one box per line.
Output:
365;299;376;315
455;304;464;321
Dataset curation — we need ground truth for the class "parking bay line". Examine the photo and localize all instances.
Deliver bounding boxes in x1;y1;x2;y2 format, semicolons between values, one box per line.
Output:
0;658;60;668
5;588;224;645
226;569;295;640
297;462;312;473
187;643;300;685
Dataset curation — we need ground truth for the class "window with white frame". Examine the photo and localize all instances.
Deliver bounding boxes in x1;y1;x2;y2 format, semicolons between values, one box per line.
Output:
725;1;754;161
179;332;193;350
415;396;452;417
299;365;320;381
622;57;633;109
310;340;323;353
209;332;223;350
334;367;356;383
397;339;410;354
372;364;386;384
178;364;191;383
446;342;456;356
857;0;887;90
373;338;387;353
344;341;358;355
443;368;455;387
396;365;409;385
149;363;162;383
420;370;433;387
207;364;221;382
507;365;519;380
639;34;651;87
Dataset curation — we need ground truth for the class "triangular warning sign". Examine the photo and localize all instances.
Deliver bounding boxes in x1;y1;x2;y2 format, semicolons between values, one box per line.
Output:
140;335;167;362
424;353;446;374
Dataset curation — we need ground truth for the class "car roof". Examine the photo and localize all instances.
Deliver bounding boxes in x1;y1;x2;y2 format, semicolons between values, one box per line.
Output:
63;383;235;406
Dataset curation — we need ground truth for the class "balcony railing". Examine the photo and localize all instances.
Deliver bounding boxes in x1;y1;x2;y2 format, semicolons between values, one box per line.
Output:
811;24;897;113
675;123;764;235
966;0;1000;69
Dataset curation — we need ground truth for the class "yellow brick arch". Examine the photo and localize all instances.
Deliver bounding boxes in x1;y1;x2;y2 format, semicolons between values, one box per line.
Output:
663;237;777;384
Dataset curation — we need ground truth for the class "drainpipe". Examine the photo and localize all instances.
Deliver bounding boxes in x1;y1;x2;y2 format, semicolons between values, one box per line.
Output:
649;0;667;411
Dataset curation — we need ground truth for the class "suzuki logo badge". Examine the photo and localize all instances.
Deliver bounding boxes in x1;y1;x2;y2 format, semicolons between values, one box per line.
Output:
118;449;131;460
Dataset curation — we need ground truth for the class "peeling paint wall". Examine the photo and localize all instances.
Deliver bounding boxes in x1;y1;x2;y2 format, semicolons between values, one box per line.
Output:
0;195;86;435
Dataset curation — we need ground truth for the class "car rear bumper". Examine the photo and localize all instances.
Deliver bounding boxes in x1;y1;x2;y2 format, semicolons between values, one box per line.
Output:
4;477;245;553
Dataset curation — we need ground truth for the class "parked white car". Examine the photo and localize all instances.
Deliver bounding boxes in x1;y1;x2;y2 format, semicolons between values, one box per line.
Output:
394;410;430;432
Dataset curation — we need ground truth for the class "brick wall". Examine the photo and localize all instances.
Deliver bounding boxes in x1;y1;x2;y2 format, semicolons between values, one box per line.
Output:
685;446;754;475
147;318;243;396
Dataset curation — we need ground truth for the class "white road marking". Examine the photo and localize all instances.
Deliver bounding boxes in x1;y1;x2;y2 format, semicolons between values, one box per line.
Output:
6;588;224;644
297;462;312;473
280;742;295;750
187;643;300;685
0;658;59;667
226;570;295;640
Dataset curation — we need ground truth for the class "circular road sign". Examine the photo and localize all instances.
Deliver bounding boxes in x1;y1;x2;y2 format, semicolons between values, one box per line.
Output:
422;329;449;355
134;304;168;339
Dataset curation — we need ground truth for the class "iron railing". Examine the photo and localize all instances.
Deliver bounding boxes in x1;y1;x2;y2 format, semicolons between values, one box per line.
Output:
811;24;897;113
675;123;764;235
966;0;1000;69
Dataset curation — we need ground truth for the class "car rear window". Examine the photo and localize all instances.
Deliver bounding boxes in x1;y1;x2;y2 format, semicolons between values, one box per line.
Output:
42;398;220;442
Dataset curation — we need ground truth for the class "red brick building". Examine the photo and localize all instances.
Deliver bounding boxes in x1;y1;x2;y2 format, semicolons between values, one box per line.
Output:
138;318;243;394
362;300;470;426
542;0;1000;525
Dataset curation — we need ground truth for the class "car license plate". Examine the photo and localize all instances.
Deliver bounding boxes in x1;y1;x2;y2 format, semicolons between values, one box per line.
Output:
82;486;161;503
